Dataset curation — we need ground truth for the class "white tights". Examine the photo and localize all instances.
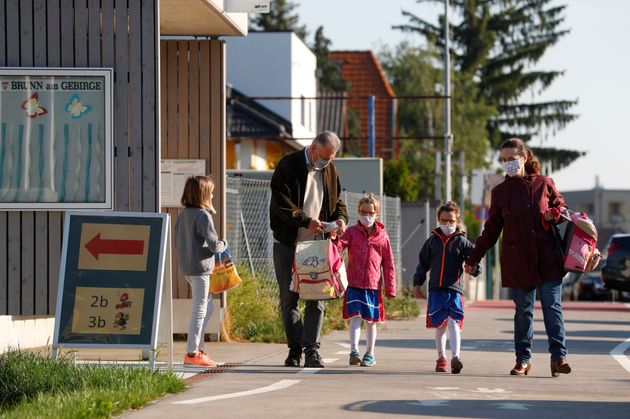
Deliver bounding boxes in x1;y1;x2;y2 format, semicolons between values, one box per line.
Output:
435;317;461;358
349;317;377;355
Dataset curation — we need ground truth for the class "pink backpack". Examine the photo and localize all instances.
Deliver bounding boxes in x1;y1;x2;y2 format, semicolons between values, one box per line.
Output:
561;211;600;273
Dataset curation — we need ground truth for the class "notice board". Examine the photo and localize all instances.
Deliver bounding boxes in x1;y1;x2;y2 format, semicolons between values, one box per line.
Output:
53;211;169;349
160;159;206;207
0;68;114;210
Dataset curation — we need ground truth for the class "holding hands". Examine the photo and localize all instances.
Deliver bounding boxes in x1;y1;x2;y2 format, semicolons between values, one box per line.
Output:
464;263;482;276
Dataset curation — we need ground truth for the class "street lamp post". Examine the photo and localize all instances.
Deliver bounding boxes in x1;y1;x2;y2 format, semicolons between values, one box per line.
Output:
444;0;453;202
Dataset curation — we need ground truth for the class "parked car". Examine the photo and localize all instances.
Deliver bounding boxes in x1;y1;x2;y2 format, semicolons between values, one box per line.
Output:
602;234;630;292
562;259;610;301
562;272;581;301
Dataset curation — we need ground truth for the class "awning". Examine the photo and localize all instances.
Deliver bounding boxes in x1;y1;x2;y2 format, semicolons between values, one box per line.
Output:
160;0;248;36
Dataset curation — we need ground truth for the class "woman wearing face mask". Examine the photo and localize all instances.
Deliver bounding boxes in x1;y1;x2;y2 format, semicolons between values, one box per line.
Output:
334;193;396;367
412;201;479;373
464;138;571;378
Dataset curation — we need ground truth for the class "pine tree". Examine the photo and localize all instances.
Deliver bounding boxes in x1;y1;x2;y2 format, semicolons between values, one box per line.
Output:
250;0;308;40
394;0;583;169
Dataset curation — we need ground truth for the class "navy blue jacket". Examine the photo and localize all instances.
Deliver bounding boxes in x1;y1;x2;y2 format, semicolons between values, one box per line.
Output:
413;229;477;294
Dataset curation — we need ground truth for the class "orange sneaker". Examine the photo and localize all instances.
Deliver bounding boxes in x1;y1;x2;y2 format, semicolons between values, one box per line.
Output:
183;350;217;368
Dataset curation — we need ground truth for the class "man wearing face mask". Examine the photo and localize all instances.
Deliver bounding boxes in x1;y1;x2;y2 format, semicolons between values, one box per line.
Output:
270;131;349;368
464;138;572;378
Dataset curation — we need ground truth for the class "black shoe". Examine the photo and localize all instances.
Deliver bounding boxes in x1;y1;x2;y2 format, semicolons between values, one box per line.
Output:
284;346;302;367
304;350;324;368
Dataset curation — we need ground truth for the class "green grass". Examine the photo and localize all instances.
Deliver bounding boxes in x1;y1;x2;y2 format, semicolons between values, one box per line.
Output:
384;293;421;320
225;269;420;343
0;350;186;418
225;270;286;343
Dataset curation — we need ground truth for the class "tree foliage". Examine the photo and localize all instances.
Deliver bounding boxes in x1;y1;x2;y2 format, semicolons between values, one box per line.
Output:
380;44;494;200
394;0;582;169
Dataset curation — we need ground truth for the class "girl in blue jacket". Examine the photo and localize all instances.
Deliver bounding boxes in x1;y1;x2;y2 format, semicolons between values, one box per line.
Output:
413;201;479;374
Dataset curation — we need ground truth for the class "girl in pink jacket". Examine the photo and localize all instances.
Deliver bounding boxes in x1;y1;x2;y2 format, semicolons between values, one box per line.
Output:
335;193;396;367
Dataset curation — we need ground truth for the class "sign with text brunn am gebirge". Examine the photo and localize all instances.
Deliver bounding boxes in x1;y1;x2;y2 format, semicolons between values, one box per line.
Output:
53;211;169;350
0;68;113;210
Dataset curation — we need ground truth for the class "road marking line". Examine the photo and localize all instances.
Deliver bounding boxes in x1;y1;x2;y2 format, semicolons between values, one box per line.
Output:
335;342;351;349
323;358;338;364
172;379;301;404
610;336;630;374
335;350;348;355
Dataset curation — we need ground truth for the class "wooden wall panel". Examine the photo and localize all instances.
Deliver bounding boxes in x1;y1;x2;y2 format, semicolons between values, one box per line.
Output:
0;0;159;315
141;0;158;212
160;39;226;299
0;1;5;315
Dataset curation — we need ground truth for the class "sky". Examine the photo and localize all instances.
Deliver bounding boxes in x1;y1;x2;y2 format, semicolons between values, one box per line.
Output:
297;0;630;192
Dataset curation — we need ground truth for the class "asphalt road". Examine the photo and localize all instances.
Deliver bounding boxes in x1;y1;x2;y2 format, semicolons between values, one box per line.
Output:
124;300;630;419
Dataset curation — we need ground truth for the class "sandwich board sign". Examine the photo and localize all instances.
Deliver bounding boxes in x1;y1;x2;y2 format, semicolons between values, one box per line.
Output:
53;211;169;363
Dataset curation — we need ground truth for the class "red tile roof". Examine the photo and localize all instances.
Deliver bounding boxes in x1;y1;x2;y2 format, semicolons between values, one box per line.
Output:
329;50;398;158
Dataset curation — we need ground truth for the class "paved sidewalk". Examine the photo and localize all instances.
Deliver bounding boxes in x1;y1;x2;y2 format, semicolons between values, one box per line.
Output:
118;300;630;418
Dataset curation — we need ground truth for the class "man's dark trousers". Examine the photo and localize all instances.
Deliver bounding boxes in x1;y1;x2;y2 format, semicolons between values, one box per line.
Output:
273;241;324;351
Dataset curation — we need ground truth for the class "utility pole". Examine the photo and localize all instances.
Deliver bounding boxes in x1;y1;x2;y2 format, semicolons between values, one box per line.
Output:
459;150;465;218
444;0;453;202
368;95;375;157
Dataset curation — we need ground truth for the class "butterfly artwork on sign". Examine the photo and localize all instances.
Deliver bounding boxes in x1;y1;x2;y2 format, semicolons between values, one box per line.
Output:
65;93;91;119
21;92;48;118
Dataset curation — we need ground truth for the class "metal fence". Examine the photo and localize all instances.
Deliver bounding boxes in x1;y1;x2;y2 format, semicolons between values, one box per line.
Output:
225;177;402;299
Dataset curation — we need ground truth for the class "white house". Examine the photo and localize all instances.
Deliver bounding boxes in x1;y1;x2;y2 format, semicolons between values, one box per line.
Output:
225;31;318;170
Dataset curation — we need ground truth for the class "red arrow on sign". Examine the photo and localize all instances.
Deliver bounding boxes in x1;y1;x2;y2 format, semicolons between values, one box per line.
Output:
85;233;144;260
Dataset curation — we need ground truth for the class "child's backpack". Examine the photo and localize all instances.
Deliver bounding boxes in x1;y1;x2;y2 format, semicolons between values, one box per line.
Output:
561;211;600;273
291;239;348;300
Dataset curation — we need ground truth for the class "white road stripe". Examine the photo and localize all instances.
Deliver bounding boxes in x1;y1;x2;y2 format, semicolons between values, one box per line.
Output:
322;358;338;364
610;337;630;374
335;351;348;355
172;379;301;405
335;342;351;349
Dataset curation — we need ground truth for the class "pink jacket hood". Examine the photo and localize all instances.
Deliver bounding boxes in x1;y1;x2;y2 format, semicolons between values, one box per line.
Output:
336;221;396;296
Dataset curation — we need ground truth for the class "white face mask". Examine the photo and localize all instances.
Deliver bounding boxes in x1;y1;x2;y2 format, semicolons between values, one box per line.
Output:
310;146;331;171
360;214;377;226
314;156;330;171
502;159;522;177
439;225;457;236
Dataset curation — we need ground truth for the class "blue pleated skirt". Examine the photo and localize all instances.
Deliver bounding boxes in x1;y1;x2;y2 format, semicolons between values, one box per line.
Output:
342;286;384;323
425;289;464;329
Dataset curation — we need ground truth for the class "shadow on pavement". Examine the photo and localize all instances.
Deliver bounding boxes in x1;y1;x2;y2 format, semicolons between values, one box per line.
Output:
377;336;627;356
496;317;630;327
343;399;630;418
535;329;630;339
